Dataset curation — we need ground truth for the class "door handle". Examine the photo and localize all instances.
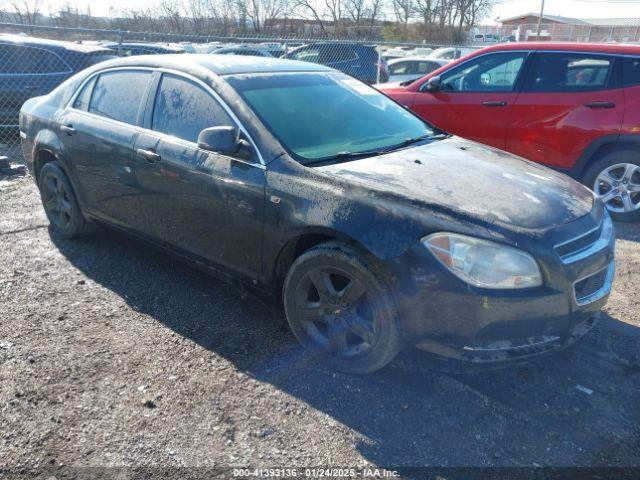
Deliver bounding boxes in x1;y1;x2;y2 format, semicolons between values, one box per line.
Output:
584;101;615;109
136;148;161;163
60;124;76;136
481;101;507;107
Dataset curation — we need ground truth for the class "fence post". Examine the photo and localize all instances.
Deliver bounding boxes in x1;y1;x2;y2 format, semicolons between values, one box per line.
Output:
376;48;381;84
117;30;123;57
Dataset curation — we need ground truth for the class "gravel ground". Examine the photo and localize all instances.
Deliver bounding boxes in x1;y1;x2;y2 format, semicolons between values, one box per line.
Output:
1;172;639;477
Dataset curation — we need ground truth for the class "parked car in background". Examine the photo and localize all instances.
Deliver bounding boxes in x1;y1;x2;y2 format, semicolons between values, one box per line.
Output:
408;47;434;56
0;34;115;131
381;48;407;61
101;42;185;56
384;57;448;84
378;42;640;221
427;46;480;61
285;43;388;83
259;42;285;57
214;46;274;57
21;55;614;374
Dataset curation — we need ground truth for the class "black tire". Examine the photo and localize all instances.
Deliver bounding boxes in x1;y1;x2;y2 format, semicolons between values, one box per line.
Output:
582;150;640;222
283;241;402;374
38;161;94;238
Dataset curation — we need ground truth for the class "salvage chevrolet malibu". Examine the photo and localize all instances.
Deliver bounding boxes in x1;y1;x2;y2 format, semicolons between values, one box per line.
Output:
20;55;615;374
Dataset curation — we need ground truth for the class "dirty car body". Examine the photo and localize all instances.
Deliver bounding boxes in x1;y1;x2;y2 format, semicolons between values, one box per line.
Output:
20;55;615;371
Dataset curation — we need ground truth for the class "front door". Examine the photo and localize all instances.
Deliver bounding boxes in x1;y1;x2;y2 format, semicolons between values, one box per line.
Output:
410;51;529;150
133;72;265;281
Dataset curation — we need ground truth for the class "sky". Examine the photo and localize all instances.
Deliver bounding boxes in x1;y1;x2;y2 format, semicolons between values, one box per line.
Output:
39;0;640;22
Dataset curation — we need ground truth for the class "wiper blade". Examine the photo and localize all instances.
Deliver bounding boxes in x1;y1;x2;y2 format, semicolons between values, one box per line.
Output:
304;149;388;165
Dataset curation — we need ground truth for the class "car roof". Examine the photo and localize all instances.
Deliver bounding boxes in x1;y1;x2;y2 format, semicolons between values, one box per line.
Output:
388;57;446;64
102;42;184;51
97;53;333;75
0;33;113;54
476;41;640;55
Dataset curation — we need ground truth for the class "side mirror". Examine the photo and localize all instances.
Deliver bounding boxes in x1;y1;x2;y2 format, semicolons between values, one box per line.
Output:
197;126;252;160
425;76;441;92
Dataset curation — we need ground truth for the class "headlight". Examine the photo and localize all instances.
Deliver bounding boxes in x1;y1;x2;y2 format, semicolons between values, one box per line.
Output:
422;233;542;289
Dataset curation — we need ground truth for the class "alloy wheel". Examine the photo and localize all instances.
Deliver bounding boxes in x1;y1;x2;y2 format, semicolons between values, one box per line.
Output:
594;163;640;214
293;266;377;358
42;172;73;231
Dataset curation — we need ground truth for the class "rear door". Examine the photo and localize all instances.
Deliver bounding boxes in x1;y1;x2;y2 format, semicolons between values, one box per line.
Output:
58;69;153;224
410;51;529;150
133;72;265;280
506;52;624;169
0;43;72;127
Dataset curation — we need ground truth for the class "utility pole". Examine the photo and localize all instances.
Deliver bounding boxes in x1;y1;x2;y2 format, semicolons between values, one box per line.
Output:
536;0;546;39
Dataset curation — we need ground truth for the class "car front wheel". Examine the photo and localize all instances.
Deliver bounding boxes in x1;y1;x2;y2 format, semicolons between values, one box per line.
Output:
583;150;640;222
283;242;402;374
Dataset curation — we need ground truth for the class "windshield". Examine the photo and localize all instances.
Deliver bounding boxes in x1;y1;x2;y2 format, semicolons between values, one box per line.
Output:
226;72;433;163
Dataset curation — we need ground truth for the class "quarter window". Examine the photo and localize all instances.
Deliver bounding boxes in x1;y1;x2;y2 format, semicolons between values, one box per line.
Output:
152;74;233;144
437;52;527;92
89;70;151;124
623;57;640;87
73;76;96;111
524;53;614;92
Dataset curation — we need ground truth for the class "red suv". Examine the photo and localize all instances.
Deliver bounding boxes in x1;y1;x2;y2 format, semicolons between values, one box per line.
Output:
379;42;640;221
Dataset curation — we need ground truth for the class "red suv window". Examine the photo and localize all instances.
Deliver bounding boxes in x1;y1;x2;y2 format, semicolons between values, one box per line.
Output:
523;53;616;92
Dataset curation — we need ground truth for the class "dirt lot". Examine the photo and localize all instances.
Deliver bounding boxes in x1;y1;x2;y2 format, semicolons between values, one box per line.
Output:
1;172;640;477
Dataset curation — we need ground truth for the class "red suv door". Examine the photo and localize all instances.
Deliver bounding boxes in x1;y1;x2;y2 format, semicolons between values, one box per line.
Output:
409;51;529;150
506;52;624;170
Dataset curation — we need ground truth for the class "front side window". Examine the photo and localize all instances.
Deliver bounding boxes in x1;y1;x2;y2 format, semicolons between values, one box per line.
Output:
416;62;441;75
438;52;527;92
152;74;233;144
228;72;433;163
89;70;151;124
524;53;614;92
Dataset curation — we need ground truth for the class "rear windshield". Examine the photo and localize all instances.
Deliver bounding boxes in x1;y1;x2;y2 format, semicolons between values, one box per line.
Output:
226;72;432;163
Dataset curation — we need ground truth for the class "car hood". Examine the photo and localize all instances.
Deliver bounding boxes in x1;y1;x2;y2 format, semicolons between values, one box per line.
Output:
315;137;594;232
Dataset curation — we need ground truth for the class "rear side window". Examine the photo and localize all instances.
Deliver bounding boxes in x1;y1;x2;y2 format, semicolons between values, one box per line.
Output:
623;57;640;87
524;53;614;92
73;76;96;111
290;47;320;63
389;62;412;75
321;46;358;63
152;73;233;143
0;44;70;74
89;70;151;124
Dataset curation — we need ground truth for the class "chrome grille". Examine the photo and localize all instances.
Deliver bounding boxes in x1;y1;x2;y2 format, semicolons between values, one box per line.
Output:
555;214;613;264
555;223;602;260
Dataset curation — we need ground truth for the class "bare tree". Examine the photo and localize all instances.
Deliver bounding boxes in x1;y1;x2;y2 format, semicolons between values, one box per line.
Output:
8;0;42;25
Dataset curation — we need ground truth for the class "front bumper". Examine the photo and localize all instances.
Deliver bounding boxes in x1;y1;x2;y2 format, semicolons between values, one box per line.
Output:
386;209;615;364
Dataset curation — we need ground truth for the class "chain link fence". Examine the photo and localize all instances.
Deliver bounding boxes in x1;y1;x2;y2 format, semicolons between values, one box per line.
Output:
3;19;639;162
1;22;475;160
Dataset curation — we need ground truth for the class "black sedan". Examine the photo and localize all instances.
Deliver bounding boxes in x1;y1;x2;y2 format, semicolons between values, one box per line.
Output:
20;55;615;374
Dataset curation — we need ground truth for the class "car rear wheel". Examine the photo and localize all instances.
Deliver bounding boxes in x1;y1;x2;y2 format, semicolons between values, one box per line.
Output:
283;242;402;374
39;161;94;238
583;151;640;222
